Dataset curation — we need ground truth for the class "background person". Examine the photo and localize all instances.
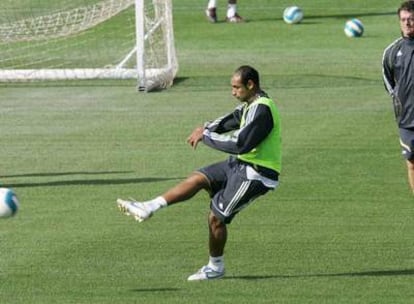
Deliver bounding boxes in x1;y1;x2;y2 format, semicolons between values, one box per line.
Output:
383;0;414;194
205;0;244;23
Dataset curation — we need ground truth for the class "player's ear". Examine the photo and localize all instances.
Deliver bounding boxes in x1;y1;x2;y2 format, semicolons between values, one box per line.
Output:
246;79;254;90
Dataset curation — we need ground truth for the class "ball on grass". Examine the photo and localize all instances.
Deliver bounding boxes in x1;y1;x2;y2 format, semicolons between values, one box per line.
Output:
0;188;19;218
344;18;364;38
283;6;304;24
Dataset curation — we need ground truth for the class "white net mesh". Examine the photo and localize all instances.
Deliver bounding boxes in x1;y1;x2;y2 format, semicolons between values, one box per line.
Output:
0;0;178;91
0;0;134;42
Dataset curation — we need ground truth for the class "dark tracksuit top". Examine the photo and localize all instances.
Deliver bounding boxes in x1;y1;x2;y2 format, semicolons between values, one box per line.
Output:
383;36;414;129
201;91;280;183
202;96;274;155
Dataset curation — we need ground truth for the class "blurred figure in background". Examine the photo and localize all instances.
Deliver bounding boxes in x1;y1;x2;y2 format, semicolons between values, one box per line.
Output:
205;0;244;23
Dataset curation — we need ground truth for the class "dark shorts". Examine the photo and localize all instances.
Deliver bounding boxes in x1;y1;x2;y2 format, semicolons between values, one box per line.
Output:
197;157;271;224
399;128;414;160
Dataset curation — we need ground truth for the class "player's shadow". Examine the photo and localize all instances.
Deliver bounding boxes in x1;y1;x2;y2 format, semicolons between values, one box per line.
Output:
3;177;182;188
226;268;414;280
0;171;133;178
1;171;182;188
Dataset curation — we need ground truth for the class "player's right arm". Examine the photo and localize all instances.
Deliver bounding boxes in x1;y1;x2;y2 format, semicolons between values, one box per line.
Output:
382;39;405;122
382;39;401;96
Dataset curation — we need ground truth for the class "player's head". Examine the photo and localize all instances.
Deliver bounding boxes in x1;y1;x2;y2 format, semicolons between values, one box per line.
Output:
234;65;260;88
231;66;261;103
398;1;414;38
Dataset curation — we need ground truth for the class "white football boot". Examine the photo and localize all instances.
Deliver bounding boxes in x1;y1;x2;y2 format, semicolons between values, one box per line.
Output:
187;265;225;281
116;199;152;222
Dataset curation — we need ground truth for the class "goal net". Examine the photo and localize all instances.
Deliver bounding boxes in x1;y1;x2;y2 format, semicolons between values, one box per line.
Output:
0;0;178;92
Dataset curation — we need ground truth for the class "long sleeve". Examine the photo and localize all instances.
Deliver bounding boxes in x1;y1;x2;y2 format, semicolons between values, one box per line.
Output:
382;42;397;96
202;103;274;155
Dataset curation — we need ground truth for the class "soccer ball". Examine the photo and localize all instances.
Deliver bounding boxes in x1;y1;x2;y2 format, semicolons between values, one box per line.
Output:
283;6;304;24
0;187;19;218
344;18;364;37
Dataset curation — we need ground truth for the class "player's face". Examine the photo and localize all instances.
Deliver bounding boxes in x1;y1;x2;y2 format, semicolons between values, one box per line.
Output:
231;75;254;102
399;10;414;38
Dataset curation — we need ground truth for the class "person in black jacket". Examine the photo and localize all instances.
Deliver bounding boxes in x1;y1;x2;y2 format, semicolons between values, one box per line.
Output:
383;0;414;194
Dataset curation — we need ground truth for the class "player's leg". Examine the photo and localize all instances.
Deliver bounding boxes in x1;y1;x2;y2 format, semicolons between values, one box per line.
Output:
226;0;244;22
162;172;210;204
187;211;227;281
208;211;227;257
117;172;210;222
205;0;218;23
406;159;414;194
117;159;229;222
399;128;414;194
188;159;271;281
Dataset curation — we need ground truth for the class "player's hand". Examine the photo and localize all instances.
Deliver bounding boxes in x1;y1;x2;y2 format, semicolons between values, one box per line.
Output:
186;126;204;149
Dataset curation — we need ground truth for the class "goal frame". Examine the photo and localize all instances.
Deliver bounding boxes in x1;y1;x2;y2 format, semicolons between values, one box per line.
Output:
0;0;178;92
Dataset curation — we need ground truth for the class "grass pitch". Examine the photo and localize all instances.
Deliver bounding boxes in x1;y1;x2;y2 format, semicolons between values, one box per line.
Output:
1;1;414;303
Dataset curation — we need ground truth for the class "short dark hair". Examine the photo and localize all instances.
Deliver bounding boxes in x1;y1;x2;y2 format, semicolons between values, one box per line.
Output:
398;0;414;15
234;65;260;88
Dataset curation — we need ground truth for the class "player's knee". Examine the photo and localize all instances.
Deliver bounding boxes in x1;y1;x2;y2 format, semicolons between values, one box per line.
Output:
208;211;225;228
407;159;414;170
188;172;210;189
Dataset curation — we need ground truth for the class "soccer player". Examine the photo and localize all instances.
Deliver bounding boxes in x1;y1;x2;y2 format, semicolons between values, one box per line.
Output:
117;65;281;281
383;0;414;194
205;0;244;23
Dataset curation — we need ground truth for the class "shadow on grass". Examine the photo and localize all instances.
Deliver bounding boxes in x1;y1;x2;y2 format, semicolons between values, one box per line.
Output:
254;11;395;23
227;269;414;280
2;177;183;188
301;11;395;20
130;288;180;292
170;73;378;92
0;171;134;178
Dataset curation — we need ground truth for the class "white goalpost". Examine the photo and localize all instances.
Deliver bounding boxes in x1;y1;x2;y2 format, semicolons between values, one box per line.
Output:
0;0;178;92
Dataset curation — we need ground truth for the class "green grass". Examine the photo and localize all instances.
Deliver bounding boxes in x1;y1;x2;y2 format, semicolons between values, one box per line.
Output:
1;1;414;303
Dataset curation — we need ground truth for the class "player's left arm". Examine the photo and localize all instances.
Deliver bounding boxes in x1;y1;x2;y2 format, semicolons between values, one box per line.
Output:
202;103;273;154
187;105;244;149
204;104;244;133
